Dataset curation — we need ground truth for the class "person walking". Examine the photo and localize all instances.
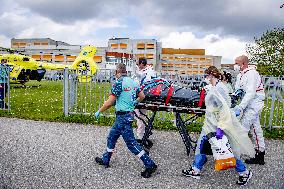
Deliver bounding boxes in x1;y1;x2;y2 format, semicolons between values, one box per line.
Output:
234;55;266;165
94;63;157;178
182;66;254;186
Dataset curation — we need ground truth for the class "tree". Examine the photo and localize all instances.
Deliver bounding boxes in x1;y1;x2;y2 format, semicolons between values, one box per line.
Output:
246;28;284;76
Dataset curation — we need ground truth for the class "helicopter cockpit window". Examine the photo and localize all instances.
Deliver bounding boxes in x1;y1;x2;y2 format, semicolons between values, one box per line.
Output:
23;57;30;61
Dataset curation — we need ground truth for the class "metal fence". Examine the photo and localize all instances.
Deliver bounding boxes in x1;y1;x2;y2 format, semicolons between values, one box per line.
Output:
261;76;284;129
63;68;283;129
0;65;10;111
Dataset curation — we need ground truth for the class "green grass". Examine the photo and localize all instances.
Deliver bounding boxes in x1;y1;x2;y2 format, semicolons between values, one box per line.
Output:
0;80;283;139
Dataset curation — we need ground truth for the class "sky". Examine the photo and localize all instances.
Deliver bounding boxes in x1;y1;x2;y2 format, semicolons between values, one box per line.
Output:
0;0;283;64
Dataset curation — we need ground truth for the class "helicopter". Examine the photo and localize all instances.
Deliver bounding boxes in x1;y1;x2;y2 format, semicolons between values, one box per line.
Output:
0;45;99;84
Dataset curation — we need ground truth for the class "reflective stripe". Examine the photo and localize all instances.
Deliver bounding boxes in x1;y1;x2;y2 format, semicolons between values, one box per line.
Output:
137;150;145;158
107;147;114;152
240;68;264;92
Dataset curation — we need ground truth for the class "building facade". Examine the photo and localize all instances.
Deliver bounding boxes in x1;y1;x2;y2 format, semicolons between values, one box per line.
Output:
10;37;222;75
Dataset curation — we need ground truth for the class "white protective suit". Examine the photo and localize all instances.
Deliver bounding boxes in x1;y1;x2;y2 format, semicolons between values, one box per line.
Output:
202;82;255;158
235;67;265;152
134;65;157;139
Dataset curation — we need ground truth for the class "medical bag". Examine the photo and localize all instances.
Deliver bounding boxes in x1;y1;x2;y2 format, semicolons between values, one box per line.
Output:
209;135;236;171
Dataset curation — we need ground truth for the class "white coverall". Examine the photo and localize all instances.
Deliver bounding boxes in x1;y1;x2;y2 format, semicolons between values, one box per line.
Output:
235;67;265;152
134;66;156;139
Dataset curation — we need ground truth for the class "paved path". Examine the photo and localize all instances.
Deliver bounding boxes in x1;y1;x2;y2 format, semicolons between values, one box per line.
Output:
0;117;283;189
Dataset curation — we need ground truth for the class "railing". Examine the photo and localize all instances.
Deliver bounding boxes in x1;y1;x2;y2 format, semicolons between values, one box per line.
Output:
63;68;283;129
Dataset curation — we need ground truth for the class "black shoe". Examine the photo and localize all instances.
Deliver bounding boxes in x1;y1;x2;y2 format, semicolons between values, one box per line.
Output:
141;164;157;178
144;139;153;149
95;157;109;168
182;167;201;180
236;170;252;186
245;151;265;165
136;139;142;144
137;139;154;149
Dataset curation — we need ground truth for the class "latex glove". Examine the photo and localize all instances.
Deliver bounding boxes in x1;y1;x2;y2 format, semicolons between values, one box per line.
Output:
235;107;241;117
234;89;244;98
95;111;101;119
216;128;224;140
133;99;139;107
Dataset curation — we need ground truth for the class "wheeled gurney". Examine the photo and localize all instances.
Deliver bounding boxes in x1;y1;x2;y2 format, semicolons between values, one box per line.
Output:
135;78;206;155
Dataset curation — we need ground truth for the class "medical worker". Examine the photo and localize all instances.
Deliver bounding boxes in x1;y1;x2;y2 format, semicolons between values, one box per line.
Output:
134;58;156;144
234;55;266;165
182;66;254;186
94;63;157;178
0;59;8;109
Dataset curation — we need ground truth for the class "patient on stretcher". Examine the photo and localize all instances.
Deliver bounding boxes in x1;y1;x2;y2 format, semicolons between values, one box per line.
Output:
139;78;205;108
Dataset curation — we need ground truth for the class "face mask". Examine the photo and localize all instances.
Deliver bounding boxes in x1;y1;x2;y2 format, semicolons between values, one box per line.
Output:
204;77;211;84
234;65;240;72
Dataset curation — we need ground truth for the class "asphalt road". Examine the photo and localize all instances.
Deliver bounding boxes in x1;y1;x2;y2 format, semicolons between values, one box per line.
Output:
0;117;283;189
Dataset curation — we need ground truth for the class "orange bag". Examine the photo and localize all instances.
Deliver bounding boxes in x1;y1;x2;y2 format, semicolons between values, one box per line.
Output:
209;135;236;171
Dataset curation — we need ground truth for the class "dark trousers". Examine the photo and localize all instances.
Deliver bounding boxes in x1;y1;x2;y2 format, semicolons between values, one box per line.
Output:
0;83;7;108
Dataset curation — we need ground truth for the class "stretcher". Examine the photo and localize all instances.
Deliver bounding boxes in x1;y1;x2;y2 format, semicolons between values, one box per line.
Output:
134;78;206;155
135;103;206;156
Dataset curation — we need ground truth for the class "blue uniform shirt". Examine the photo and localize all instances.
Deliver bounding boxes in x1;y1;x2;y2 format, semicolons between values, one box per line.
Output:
0;64;8;84
111;76;140;112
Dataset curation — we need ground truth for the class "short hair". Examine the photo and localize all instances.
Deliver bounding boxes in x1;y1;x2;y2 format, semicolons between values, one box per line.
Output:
236;55;249;64
116;63;127;75
138;58;147;66
204;66;222;79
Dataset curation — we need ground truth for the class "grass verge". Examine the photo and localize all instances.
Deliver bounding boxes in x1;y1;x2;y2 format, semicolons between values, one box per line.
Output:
0;80;283;139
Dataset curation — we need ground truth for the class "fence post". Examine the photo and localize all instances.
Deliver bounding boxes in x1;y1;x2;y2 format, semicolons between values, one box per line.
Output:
7;66;10;112
63;68;69;117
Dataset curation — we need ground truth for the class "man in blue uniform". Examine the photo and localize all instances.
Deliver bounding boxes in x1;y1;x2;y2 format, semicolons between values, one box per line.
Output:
94;63;157;178
0;59;8;109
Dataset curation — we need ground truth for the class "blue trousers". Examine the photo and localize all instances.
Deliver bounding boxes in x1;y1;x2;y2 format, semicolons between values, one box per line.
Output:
193;134;247;173
101;112;155;168
0;83;7;108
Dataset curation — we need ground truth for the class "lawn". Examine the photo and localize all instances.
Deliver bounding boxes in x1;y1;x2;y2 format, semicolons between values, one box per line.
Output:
0;80;283;139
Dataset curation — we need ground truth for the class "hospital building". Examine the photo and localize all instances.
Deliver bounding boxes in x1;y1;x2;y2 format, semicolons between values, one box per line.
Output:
10;37;222;75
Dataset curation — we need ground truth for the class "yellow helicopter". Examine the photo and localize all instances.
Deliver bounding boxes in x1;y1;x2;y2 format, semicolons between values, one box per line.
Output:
0;45;99;84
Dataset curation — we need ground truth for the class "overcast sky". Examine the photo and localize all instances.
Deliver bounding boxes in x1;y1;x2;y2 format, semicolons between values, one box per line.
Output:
0;0;283;64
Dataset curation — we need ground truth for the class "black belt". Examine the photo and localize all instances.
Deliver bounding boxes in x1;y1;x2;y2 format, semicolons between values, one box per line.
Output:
116;111;132;115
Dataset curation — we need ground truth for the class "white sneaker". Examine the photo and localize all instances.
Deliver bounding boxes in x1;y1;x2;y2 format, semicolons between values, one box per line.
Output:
236;170;252;186
182;167;201;180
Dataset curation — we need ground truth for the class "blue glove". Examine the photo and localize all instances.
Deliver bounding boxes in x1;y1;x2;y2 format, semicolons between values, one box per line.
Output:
95;111;101;119
216;128;224;140
235;108;241;117
133;99;139;107
234;89;245;98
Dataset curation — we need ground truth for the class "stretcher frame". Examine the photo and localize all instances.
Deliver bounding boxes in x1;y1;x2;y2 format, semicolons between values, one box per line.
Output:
134;103;206;156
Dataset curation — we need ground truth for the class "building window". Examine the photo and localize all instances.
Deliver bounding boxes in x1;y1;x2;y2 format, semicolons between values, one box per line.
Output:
42;54;52;62
12;43;19;47
32;55;41;60
137;43;145;49
111;44;118;48
120;43;127;49
146;43;155;49
19;42;26;47
146;54;154;59
93;56;102;63
136;54;145;58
